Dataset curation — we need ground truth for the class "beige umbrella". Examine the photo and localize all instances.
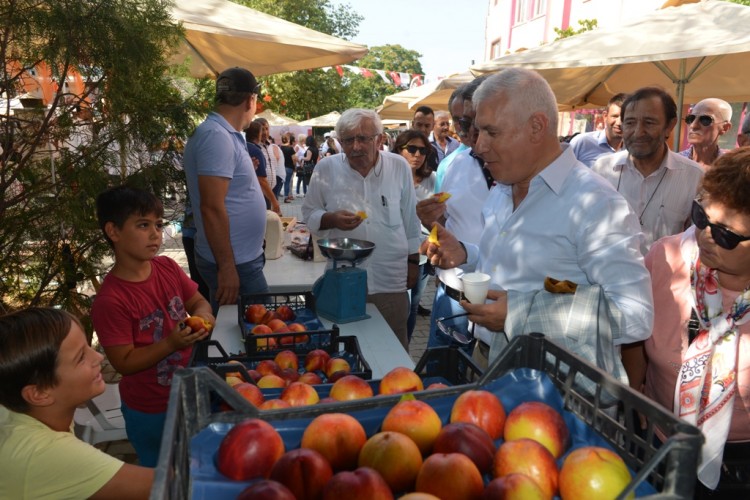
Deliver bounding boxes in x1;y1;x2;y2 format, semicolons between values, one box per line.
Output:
377;72;474;120
298;111;341;127
255;109;298;126
170;0;368;78
470;0;750;148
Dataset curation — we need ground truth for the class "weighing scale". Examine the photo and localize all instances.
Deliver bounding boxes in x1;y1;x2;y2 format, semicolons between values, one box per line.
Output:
312;237;375;323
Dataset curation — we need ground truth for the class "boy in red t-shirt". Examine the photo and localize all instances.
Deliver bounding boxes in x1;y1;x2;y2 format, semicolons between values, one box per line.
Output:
91;186;213;466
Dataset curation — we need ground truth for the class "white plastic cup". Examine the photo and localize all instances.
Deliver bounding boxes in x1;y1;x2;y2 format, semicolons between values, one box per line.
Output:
461;272;491;304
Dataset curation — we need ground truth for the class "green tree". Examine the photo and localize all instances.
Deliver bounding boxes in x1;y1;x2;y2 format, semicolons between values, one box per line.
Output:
1;0;210;320
345;44;423;110
725;0;750;5
554;19;598;40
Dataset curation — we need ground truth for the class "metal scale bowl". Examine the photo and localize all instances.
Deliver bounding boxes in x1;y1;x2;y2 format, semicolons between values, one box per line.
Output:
312;238;375;323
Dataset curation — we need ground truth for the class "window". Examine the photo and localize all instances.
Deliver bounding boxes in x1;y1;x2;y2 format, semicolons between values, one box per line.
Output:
491;39;503;59
515;0;528;24
534;0;547;17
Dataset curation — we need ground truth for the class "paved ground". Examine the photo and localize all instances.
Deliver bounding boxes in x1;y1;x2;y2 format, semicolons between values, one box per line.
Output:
102;182;435;464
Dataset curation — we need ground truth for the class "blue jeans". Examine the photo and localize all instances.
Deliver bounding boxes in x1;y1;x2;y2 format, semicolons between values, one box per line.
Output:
284;167;294;197
196;252;269;314
121;402;167;467
295;171;307;195
407;264;429;342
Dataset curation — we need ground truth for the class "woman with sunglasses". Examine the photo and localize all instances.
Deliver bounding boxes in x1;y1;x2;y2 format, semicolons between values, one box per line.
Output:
623;147;750;497
392;130;436;342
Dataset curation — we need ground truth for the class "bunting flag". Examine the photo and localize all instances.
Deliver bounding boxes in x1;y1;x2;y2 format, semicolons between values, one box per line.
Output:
316;65;423;88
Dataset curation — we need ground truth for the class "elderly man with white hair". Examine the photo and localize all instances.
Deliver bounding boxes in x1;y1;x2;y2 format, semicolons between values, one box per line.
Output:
680;98;733;167
302;108;422;349
423;68;654;367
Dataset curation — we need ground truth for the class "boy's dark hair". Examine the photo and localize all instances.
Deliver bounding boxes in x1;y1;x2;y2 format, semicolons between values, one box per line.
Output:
0;308;82;413
96;185;164;248
413;105;434;117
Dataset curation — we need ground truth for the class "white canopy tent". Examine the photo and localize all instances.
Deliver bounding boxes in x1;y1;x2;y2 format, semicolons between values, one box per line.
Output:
170;0;368;78
470;0;750;147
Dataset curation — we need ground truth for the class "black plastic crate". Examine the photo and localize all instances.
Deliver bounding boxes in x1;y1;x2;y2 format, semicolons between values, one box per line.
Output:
151;333;703;499
237;291;337;354
189;333;372;382
414;345;483;386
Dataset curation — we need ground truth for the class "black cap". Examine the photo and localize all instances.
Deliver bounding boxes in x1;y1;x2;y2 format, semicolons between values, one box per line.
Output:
216;67;260;94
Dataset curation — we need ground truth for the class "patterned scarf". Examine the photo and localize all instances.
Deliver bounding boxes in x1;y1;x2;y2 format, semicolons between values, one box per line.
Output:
676;228;750;489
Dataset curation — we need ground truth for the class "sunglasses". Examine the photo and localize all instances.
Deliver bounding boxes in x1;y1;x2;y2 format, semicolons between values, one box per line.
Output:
435;312;474;345
402;145;429;155
684;114;719;127
692;200;750;250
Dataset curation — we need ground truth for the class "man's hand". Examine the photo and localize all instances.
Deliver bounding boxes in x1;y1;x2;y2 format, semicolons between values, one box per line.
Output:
460;289;507;332
420;223;466;269
166;321;210;351
216;265;240;306
322;210;364;231
272;202;282;216
416;197;446;229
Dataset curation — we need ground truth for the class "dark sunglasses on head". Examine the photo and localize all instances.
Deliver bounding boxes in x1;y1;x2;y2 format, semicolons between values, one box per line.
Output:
685;114;718;127
692;200;750;250
402;145;429;155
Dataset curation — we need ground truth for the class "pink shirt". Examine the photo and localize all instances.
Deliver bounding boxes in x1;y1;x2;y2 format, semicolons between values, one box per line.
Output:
644;233;750;441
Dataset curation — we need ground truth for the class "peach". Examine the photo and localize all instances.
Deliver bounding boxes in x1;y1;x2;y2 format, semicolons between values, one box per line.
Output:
559;446;633;500
426;382;449;390
482;474;547;500
493;438;559;499
270;448;333;500
184;315;212;333
217;418;285;481
304;349;331;372
261;310;281;325
280;381;320;407
329;375;374;401
378;366;424;395
322;467;393;500
298;371;323;385
450;390;506;440
237;479;295;500
325;357;351;379
381;400;442;455
274;350;299;371
432;422;496;474
233;382;265;407
275;305;296;321
416;453;484;500
256;359;281;377
504;401;569;459
301;413;367;471
358;431;423;492
267;318;288;332
257;374;287;389
259;399;291;410
245;304;267;324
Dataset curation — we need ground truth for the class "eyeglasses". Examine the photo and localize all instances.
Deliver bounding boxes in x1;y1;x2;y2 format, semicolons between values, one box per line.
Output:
401;145;429;155
457;118;473;133
436;312;474;345
684;114;721;127
692;200;750;250
340;134;378;147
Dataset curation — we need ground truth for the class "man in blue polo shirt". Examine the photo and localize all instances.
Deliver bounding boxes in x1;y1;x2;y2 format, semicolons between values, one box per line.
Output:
569;93;626;167
183;67;269;312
